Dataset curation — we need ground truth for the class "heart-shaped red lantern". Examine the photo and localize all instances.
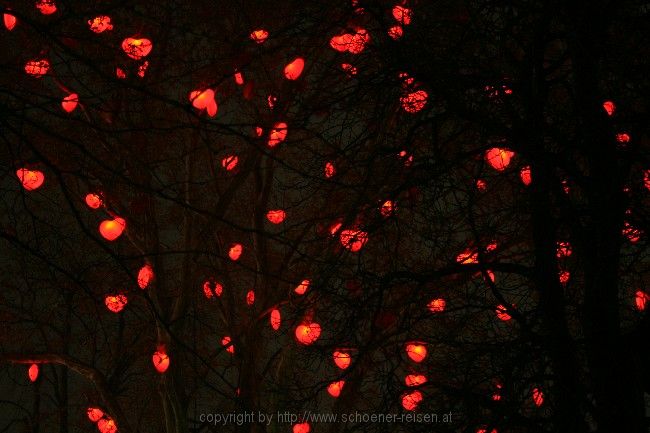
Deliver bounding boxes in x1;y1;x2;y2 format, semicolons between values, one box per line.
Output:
400;89;428;113
333;350;351;369
266;209;286;224
16;168;45;191
485;148;514;171
221;155;238;171
28;364;39;382
339;229;369;252
97;417;117;433
228;243;242;261
85;193;103;209
267;122;288;147
61;93;78;113
35;0;57;15
295;322;321;345
401;390;423;411
105;294;127;313
427;298;446;313
222;336;235;354
99;217;126;241
25;59;50;77
405;342;427;363
137;264;154;289
284;57;305;80
294;279;310;295
121;37;152;60
87;407;104;422
4;12;17;31
293;423;310;433
405;374;427;387
88;15;113;33
327;380;345;397
270;309;281;330
189;89;217;117
249;29;268;43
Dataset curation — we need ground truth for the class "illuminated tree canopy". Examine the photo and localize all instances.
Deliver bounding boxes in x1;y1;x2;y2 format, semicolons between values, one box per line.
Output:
1;1;649;433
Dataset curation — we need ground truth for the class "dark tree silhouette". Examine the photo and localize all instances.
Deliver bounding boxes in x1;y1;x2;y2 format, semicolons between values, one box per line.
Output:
1;1;648;433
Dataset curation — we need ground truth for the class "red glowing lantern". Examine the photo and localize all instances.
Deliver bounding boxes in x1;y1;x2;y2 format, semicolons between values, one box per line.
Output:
341;63;357;76
203;280;223;298
392;5;413;25
270;308;281;330
266;210;286;224
137;61;149;78
635;290;648;311
268;122;288;147
121;37;152;60
400;90;428;113
559;270;570;285
99;217;126;241
25;59;50;77
189;89;217;117
405;343;427;363
643;169;650;191
105;294;127;313
250;29;268;43
339;229;369;252
556;241;572;258
405;374;427;387
401;390;423;411
532;388;544;406
380;200;395;217
284;57;305;80
520;166;532;186
294;279;310;295
97;418;117;433
602;100;615;116
333;351;351;369
87;407;104;423
388;25;403;40
88;15;113;33
137;264;154;289
85;193;103;209
485;148;514;171
222;336;235;354
324;162;336;178
234;71;244;85
152;349;170;373
327;380;345;397
295;323;321;345
61;93;78;113
28;364;39;382
492;383;502;401
228;243;242;261
427;298;446;313
495;304;511;321
623;221;641;243
348;28;370;54
456;248;478;264
476;179;487;191
16;168;45;191
330;34;352;52
4;12;17;31
36;0;57;15
222;155;238;171
616;132;630;144
116;68;126;79
246;290;255;306
293;423;310;433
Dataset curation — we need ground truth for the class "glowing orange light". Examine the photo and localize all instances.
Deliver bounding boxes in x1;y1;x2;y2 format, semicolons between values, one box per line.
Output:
137;264;154;289
221;155;238;171
293;423;310;433
616;132;630;144
266;209;286;224
329;220;343;235
83;193;102;209
456;248;478;264
121;37;152;60
202;280;223;298
559;270;570;284
116;68;126;79
520;166;532;185
222;336;234;354
485;148;514;171
556;241;572;258
189;89;217;117
152;349;170;373
4;12;17;31
228;243;242;261
270;308;281;330
623;221;641;243
16;168;45;191
341;63;357;76
234;71;244;85
401;390;423;411
602;100;615;116
25;59;50;77
137;61;149;78
295;322;321;345
61;93;78;113
250;29;268;43
284;57;305;80
392;5;413;25
635;290;648;311
99;217;126;241
333;351;351;369
268;122;288;147
88;15;113;33
405;343;427;363
532;388;544;406
36;0;57;15
327;380;345;397
400;90;428;113
87;407;104;423
330;34;352;52
476;179;487;191
495;305;511;321
28;364;39;382
388;25;403;40
246;290;255;306
380;200;395;217
294;279;310;295
105;294;127;313
97;418;117;433
325;161;336;178
348;28;370;54
339;229;369;252
405;374;427;387
427;298;446;313
255;126;264;137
